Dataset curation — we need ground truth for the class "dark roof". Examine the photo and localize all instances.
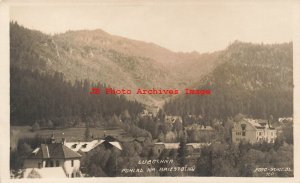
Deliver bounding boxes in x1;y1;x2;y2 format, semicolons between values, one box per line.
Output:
103;135;138;143
104;135;119;142
27;143;81;159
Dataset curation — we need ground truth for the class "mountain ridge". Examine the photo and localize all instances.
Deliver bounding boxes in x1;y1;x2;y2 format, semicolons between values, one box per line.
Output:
10;22;223;104
10;22;292;107
164;41;293;119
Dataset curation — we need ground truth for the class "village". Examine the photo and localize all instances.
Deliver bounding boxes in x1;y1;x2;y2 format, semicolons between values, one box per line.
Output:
14;108;293;178
6;0;295;179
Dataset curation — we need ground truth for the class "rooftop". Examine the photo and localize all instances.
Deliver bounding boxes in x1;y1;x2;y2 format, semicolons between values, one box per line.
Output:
65;136;123;151
243;118;275;130
185;124;214;131
27;143;82;159
154;142;211;149
65;140;104;152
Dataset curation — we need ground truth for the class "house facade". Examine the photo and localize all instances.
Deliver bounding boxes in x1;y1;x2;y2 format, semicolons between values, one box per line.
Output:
232;118;277;144
165;115;183;124
23;138;82;178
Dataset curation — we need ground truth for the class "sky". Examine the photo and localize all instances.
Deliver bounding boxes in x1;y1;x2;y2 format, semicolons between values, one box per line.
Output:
10;0;295;53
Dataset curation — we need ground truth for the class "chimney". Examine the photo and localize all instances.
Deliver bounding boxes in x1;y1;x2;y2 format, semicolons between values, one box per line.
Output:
50;132;55;143
62;138;66;145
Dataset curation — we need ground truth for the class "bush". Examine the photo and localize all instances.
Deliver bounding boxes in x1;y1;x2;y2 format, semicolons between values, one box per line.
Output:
31;122;40;132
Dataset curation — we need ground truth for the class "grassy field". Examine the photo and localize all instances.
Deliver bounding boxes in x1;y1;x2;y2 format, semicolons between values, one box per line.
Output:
11;126;129;149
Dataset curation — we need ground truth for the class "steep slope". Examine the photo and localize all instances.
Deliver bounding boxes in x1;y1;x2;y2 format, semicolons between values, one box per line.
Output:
10;22;222;104
10;67;143;125
164;41;293;120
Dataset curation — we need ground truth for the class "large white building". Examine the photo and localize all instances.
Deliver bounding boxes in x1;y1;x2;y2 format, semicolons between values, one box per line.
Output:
232;118;277;144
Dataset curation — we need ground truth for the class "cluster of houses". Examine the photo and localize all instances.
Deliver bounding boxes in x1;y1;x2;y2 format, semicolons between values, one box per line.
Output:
22;133;212;178
21;115;288;178
139;106;160;117
22;135;122;178
162;114;281;145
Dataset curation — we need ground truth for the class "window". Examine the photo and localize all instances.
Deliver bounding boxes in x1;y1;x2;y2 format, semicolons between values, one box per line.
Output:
71;173;74;178
258;132;262;136
50;160;54;167
241;124;246;130
45;160;49;167
158;149;161;153
72;144;77;148
242;132;246;136
56;160;59;167
271;132;273;136
71;160;74;167
38;162;42;168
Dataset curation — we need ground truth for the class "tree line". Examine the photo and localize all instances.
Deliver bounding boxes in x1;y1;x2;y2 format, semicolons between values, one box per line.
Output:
10;66;144;127
164;42;293;121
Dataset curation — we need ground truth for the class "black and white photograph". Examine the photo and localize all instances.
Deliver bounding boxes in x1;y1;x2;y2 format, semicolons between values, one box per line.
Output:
0;0;299;181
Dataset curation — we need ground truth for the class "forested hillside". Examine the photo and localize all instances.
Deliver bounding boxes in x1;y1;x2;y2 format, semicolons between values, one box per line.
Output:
10;22;222;104
10;21;293;122
10;67;143;126
164;41;293;120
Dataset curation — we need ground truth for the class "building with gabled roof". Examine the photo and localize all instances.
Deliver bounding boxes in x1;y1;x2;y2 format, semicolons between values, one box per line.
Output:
232;118;277;144
23;134;125;178
26;143;82;160
23;137;82;178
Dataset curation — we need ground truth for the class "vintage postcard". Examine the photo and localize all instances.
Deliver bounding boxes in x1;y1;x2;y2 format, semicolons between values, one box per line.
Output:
0;0;300;182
